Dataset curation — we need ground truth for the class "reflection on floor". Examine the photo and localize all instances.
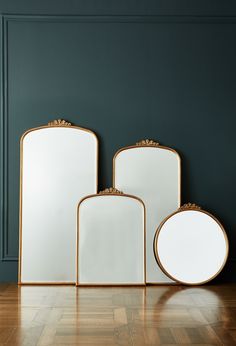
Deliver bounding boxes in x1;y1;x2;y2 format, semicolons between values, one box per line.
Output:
0;284;235;345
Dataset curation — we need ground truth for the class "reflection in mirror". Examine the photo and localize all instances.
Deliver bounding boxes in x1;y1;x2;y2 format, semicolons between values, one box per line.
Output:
76;188;145;285
113;140;180;283
146;286;228;337
19;120;98;284
154;204;228;285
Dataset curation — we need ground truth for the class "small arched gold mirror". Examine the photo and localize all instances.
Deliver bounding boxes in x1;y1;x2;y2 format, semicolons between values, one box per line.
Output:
76;188;146;286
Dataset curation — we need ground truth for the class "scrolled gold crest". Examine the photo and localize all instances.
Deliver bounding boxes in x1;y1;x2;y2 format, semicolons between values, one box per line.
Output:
178;203;201;211
136;139;159;146
99;187;124;195
48;119;72;126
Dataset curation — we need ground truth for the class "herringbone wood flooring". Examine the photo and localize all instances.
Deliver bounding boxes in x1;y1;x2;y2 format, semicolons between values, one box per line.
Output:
0;284;235;345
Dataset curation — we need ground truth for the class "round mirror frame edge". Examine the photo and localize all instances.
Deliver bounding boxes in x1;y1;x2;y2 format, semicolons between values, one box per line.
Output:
153;206;229;286
76;190;147;287
18;121;99;285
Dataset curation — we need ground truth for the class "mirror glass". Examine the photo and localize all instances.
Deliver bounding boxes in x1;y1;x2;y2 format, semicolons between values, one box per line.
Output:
154;206;228;285
113;140;180;283
19;121;98;284
77;190;145;285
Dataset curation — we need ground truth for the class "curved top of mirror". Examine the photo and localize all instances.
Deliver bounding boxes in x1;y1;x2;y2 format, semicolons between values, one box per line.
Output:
113;139;181;169
78;187;146;205
21;118;98;143
153;203;229;285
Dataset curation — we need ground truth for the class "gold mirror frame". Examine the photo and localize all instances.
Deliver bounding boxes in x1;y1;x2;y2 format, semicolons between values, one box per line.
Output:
113;139;181;285
76;187;146;286
153;203;229;285
18;119;99;285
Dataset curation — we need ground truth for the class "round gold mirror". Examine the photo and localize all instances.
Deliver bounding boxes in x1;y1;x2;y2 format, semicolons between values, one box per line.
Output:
153;203;229;285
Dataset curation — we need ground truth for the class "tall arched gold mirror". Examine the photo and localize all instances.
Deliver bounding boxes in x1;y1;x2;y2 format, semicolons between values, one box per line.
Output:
19;119;98;284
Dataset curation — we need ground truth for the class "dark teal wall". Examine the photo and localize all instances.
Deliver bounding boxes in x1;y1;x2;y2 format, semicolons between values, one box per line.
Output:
1;1;236;282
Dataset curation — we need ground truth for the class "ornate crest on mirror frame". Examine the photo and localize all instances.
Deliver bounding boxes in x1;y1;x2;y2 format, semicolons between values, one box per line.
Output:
178;203;201;211
99;187;124;195
136;139;160;146
48;119;72;126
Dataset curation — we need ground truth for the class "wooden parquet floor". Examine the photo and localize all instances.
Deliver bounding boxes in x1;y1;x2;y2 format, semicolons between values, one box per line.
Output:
0;284;235;345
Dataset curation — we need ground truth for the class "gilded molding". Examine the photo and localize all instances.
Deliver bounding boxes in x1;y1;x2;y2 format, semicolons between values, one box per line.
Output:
99;187;124;195
178;203;201;211
48;119;72;126
136;139;160;146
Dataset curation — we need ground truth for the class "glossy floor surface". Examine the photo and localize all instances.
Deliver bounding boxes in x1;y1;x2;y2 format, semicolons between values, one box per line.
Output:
0;284;235;345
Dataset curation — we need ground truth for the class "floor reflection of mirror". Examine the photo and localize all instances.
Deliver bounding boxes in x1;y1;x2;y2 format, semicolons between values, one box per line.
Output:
0;284;235;345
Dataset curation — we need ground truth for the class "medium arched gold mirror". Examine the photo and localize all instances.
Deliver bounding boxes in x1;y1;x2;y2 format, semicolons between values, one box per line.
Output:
113;139;181;284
